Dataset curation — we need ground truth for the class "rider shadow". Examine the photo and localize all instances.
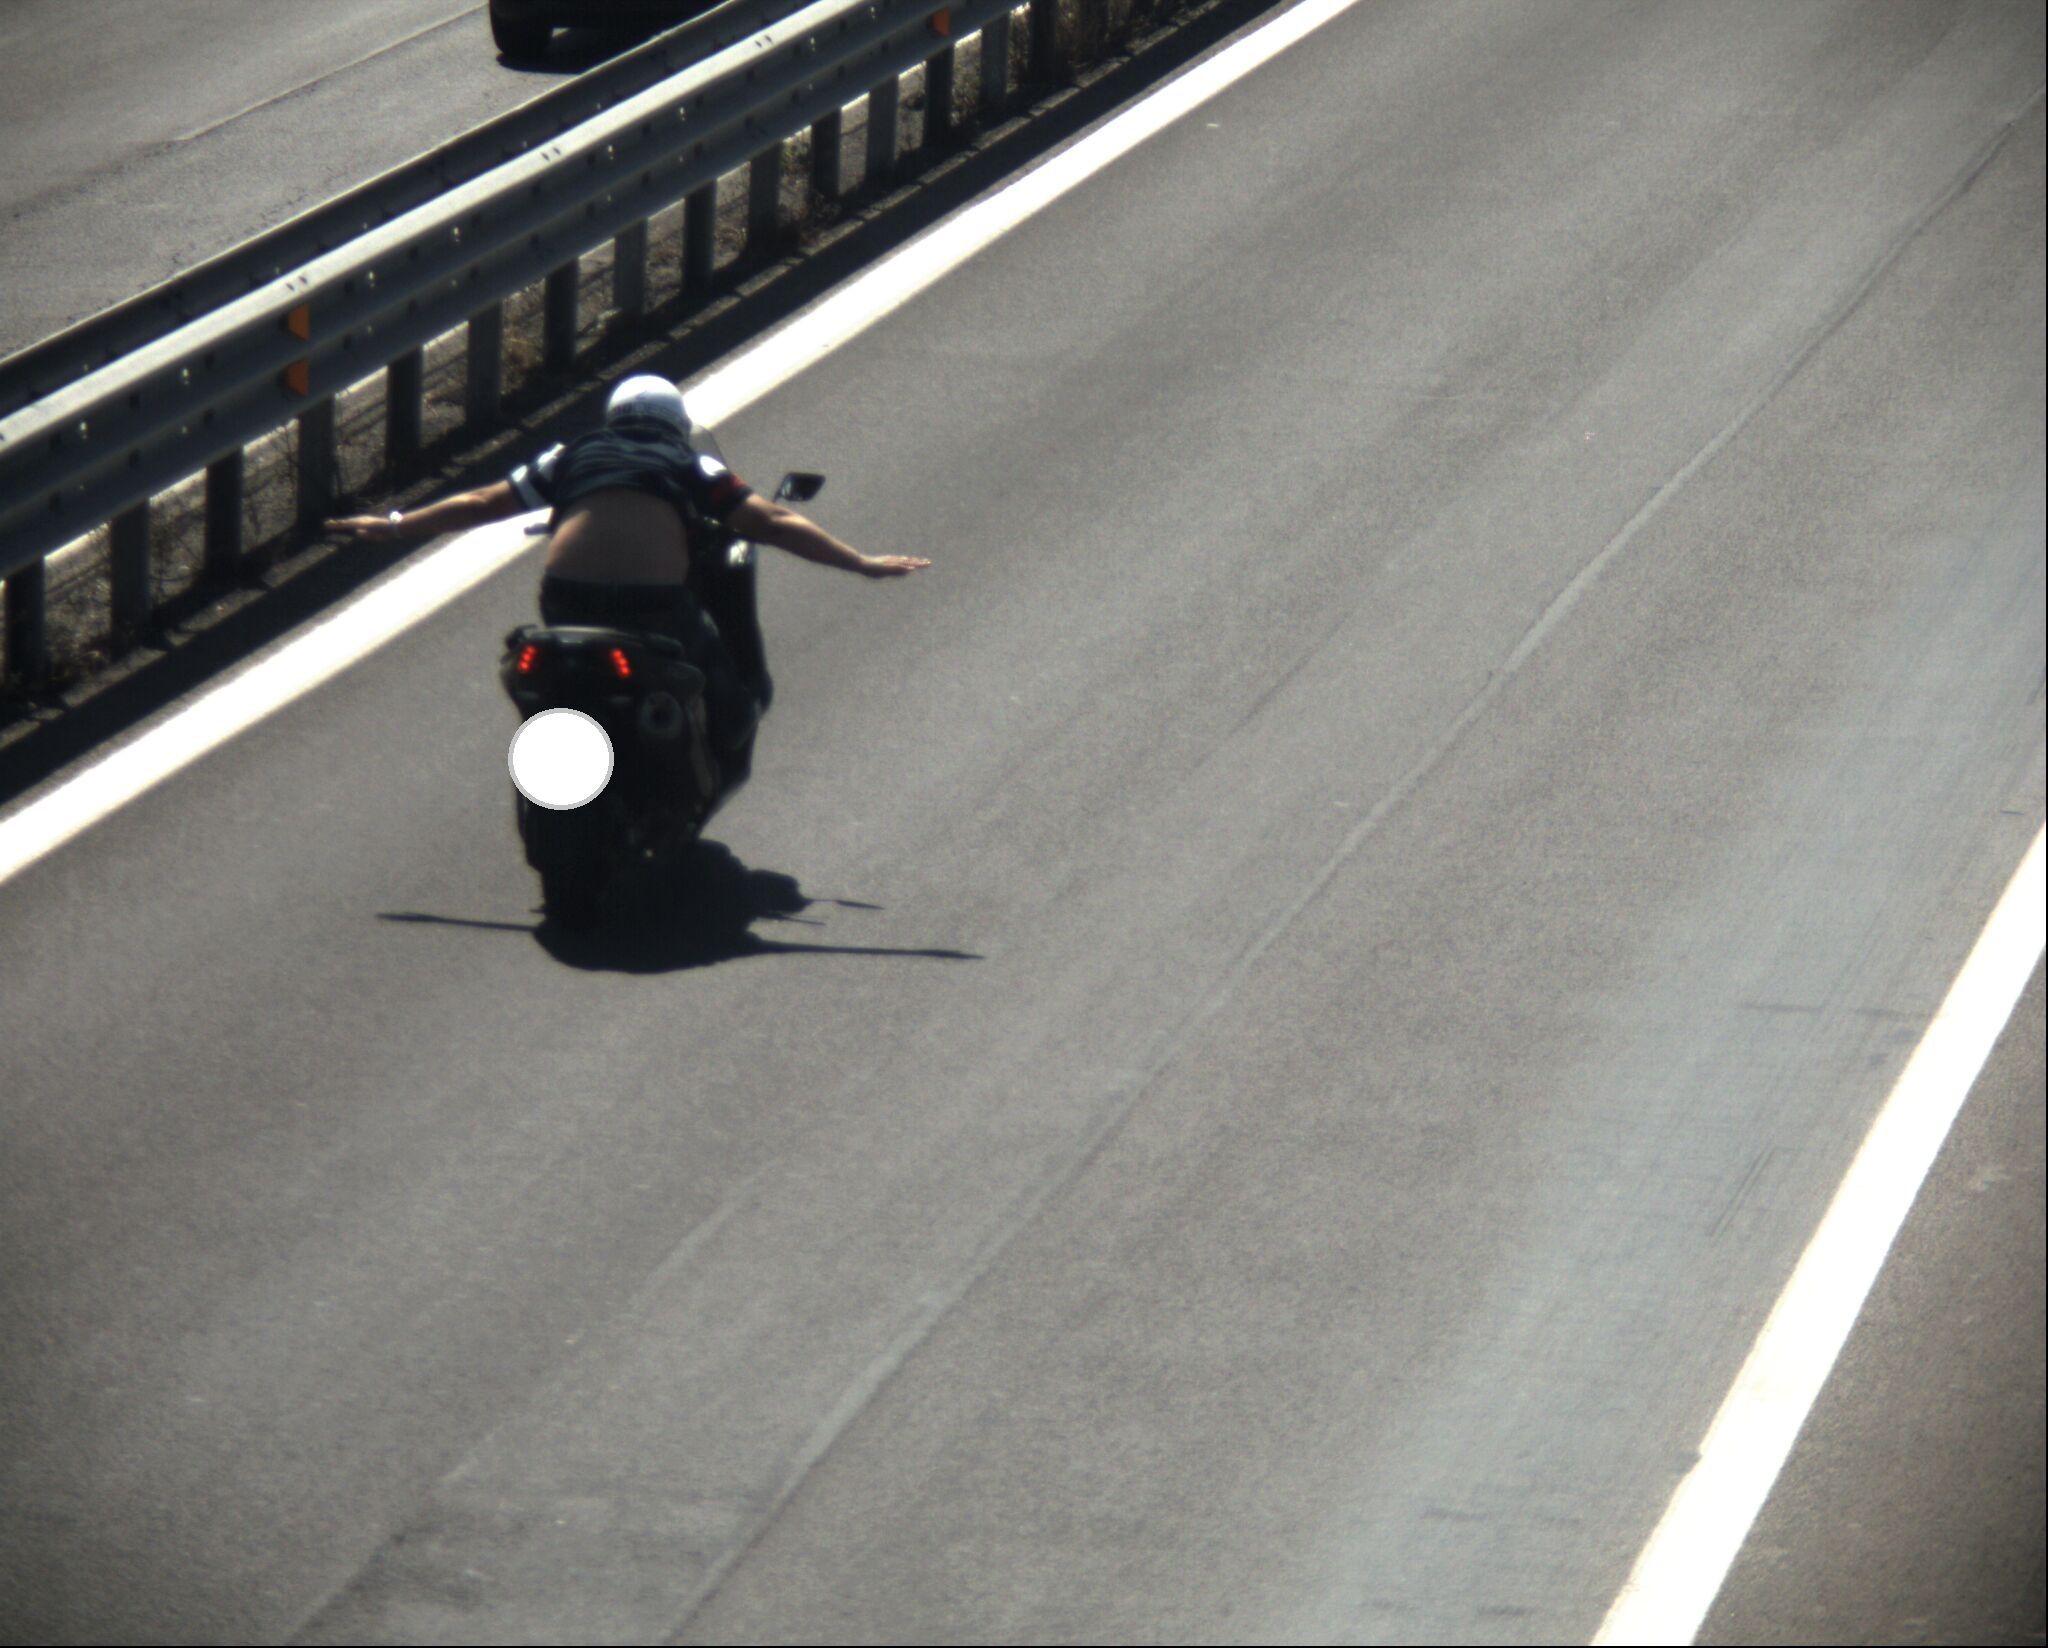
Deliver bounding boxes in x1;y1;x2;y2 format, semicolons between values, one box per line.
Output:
532;839;982;973
372;843;978;970
380;840;980;971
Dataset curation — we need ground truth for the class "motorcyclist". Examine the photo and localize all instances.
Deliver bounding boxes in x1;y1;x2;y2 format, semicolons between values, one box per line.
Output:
327;374;928;762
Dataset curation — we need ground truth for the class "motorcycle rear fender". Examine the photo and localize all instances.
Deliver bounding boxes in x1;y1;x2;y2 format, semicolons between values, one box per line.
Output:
499;625;703;713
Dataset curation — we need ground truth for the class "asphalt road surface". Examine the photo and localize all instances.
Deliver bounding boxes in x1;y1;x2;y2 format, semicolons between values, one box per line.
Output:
0;0;676;358
1;2;2042;1642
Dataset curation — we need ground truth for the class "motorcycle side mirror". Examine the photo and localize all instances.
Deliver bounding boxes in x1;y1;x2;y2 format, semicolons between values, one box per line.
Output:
774;471;826;504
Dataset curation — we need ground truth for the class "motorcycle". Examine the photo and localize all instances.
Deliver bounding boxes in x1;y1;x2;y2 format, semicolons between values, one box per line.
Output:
498;449;823;928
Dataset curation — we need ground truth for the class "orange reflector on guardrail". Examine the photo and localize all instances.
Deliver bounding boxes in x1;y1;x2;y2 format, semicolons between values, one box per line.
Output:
280;305;313;395
930;9;951;37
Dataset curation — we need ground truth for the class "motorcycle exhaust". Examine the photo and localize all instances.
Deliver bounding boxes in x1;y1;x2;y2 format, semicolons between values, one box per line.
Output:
637;690;685;742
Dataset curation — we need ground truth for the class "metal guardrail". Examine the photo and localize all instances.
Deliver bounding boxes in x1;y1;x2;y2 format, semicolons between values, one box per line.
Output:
0;0;810;422
0;0;1085;686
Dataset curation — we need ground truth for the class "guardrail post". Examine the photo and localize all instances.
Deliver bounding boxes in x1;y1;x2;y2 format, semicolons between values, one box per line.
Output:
544;263;580;373
867;75;900;188
467;302;504;427
204;452;244;580
296;397;336;538
109;502;151;651
811;109;844;200
1075;0;1110;60
1029;0;1062;83
927;41;957;147
5;562;48;690
386;348;424;466
979;11;1011;120
748;141;784;256
684;183;717;292
613;220;648;321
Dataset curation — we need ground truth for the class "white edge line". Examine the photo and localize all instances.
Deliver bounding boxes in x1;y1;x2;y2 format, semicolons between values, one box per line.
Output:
0;517;537;882
686;0;1367;429
0;0;1368;892
1593;824;2048;1647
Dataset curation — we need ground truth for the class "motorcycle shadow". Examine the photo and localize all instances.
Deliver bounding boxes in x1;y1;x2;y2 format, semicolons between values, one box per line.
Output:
535;838;982;974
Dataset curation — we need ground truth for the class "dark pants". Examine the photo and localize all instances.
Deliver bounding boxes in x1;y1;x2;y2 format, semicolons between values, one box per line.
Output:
537;575;757;753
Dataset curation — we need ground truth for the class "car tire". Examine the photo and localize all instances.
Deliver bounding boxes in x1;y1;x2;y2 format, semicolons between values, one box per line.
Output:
489;5;553;60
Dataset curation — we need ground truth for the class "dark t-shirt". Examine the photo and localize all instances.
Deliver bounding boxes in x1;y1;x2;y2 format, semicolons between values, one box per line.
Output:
507;424;753;531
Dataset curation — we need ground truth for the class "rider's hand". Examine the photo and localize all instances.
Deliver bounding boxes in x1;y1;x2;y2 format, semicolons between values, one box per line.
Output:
858;554;931;577
325;514;401;541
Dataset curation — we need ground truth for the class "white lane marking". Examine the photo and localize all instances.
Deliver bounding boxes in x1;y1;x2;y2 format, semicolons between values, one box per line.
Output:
685;0;1371;429
1594;825;2047;1647
172;4;486;144
0;517;535;883
0;0;1369;891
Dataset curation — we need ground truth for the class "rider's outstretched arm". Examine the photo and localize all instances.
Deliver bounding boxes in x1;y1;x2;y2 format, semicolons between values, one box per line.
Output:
326;481;527;544
727;497;929;578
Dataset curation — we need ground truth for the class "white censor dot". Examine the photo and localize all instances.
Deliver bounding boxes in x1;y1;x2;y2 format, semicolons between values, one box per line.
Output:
509;709;612;810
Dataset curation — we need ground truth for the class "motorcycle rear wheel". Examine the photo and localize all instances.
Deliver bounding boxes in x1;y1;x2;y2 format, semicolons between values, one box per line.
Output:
524;799;609;929
540;855;604;929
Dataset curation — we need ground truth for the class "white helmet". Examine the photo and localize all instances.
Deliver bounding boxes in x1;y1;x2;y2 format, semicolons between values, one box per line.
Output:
604;374;689;433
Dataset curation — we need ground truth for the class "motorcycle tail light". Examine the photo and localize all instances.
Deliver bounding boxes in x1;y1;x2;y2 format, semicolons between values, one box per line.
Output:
609;648;633;680
515;643;540;674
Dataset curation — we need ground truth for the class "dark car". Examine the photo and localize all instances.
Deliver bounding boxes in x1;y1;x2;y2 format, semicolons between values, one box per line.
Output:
489;0;722;60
